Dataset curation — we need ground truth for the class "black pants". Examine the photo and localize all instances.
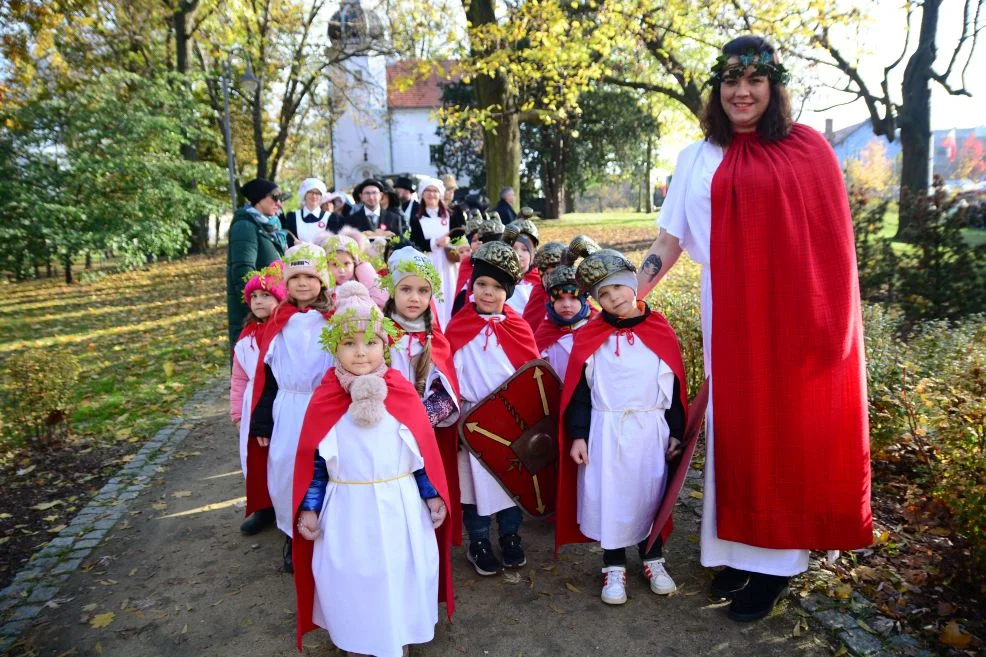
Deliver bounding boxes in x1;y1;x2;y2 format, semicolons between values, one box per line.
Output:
603;537;663;567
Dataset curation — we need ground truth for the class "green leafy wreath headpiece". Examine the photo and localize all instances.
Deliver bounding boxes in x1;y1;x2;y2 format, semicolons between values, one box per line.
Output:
318;306;402;360
709;48;790;88
380;253;444;302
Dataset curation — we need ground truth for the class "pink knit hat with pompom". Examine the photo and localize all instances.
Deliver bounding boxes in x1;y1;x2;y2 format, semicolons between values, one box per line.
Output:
327;281;392;345
243;260;287;305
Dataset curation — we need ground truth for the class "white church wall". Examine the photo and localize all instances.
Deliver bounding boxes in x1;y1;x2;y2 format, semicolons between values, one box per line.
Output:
390;108;441;177
332;56;393;191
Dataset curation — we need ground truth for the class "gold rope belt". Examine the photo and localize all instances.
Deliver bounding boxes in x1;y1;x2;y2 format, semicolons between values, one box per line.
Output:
330;472;412;485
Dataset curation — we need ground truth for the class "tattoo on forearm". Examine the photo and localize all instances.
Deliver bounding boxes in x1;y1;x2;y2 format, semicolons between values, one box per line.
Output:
641;254;663;281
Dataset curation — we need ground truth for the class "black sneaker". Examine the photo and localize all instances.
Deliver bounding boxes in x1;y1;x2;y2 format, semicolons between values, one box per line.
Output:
467;539;503;576
710;567;751;601
282;535;294;574
499;533;527;568
240;507;276;536
727;573;789;622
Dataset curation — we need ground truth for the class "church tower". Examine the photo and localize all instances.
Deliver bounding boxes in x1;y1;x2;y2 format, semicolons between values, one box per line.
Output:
328;0;392;191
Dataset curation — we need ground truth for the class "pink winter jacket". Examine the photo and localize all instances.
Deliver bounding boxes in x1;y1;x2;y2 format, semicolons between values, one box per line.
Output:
229;353;249;424
354;261;389;309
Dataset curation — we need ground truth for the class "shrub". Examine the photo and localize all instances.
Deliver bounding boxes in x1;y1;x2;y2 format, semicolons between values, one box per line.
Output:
862;303;908;452
0;349;81;446
648;285;704;400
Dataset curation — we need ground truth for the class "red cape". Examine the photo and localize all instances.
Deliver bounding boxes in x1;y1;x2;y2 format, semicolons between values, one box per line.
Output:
522;280;548;332
710;124;871;549
454;253;472;297
440;303;541;545
533;308;599;353
244;303;331;517
291;369;454;650
554;308;688;553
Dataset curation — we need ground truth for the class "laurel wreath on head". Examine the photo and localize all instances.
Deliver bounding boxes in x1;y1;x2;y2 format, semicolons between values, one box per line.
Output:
323;236;362;267
709;49;790;88
380;256;444;302
241;260;284;284
318;307;402;363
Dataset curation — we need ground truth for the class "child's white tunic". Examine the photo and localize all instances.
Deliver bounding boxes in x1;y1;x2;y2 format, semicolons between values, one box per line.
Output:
233;333;260;479
419;209;460;328
265;310;333;535
452;318;518;515
311;411;438;657
540;318;589;383
660;139;810;575
505;280;534;315
577;334;676;549
389;335;460;428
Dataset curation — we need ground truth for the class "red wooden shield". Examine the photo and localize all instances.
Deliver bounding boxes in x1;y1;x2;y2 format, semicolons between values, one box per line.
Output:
646;377;711;552
458;360;562;518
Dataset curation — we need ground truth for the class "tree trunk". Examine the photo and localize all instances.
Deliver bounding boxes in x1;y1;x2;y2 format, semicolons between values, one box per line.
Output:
63;251;73;285
896;0;939;240
172;0;207;254
465;0;521;205
85;251;92;269
540;127;564;219
564;187;575;214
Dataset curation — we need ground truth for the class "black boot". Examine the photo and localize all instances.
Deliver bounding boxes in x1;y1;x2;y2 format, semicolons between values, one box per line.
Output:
727;573;790;622
710;567;752;601
240;507;276;536
499;533;527;568
282;535;294;574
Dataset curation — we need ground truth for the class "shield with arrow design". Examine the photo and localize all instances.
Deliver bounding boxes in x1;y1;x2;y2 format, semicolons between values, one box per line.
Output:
457;359;562;518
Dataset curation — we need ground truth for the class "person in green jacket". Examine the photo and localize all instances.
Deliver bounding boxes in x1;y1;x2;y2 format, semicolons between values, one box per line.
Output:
226;178;287;353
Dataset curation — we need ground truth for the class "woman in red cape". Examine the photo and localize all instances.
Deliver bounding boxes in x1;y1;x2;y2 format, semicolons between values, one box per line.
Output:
636;35;871;622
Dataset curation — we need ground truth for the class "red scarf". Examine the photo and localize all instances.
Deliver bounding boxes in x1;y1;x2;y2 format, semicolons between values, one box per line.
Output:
291;369;454;649
236;321;262;345
555;308;688;552
439;302;540;544
533;308;598;353
710;123;871;549
244;303;331;517
522;279;548;332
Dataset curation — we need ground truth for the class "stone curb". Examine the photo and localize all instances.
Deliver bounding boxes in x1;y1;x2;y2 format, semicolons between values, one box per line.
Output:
0;379;225;653
676;464;931;657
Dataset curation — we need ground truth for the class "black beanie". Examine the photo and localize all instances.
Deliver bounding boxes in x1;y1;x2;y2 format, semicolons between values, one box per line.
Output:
471;259;516;301
241;178;278;205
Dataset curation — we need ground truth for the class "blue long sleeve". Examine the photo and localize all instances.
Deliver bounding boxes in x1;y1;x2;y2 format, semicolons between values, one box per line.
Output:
414;469;439;499
301;452;329;512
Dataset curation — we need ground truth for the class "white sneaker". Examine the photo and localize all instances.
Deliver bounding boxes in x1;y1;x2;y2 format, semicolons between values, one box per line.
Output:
643;558;676;595
601;566;628;605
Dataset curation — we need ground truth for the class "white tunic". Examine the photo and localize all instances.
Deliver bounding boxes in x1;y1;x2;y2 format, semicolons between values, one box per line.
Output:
505;280;534;315
540;317;589;383
660;139;809;575
233;333;260;479
452;316;518;515
311;412;438;657
264;310;334;536
419;208;460;328
576;334;676;549
389;333;460;428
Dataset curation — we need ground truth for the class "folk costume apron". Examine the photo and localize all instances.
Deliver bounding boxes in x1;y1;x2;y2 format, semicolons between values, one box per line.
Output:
418;208;459;327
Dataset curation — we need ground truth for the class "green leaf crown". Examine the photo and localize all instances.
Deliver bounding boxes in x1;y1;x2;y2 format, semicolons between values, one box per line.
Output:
319;307;401;359
709;49;790;88
380;254;445;302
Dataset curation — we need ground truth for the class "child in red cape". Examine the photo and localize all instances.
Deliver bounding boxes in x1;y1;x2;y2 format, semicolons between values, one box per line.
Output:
291;281;453;656
444;240;540;575
248;242;334;573
502;219;541;316
231;261;286;536
555;248;688;606
524;241;565;332
450;211;504;317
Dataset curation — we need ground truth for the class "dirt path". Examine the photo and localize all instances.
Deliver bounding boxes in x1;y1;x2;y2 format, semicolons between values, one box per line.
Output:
13;385;832;657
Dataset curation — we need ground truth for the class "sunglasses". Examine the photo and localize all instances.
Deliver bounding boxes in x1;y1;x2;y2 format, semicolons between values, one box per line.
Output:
268;192;288;203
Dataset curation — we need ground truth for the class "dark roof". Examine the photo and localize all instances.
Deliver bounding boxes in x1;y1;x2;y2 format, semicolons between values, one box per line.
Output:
827;119;869;147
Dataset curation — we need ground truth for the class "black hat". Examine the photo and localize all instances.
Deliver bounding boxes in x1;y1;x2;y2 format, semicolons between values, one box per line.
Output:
353;178;385;197
241;178;278;205
393;176;416;192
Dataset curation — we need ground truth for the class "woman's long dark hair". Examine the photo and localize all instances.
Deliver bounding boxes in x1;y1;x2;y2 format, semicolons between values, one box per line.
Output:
700;35;793;147
416;199;449;219
383;297;434;397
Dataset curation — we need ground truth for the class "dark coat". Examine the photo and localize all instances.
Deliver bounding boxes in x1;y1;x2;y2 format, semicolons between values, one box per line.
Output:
494;199;517;224
339;206;405;235
226;206;284;351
